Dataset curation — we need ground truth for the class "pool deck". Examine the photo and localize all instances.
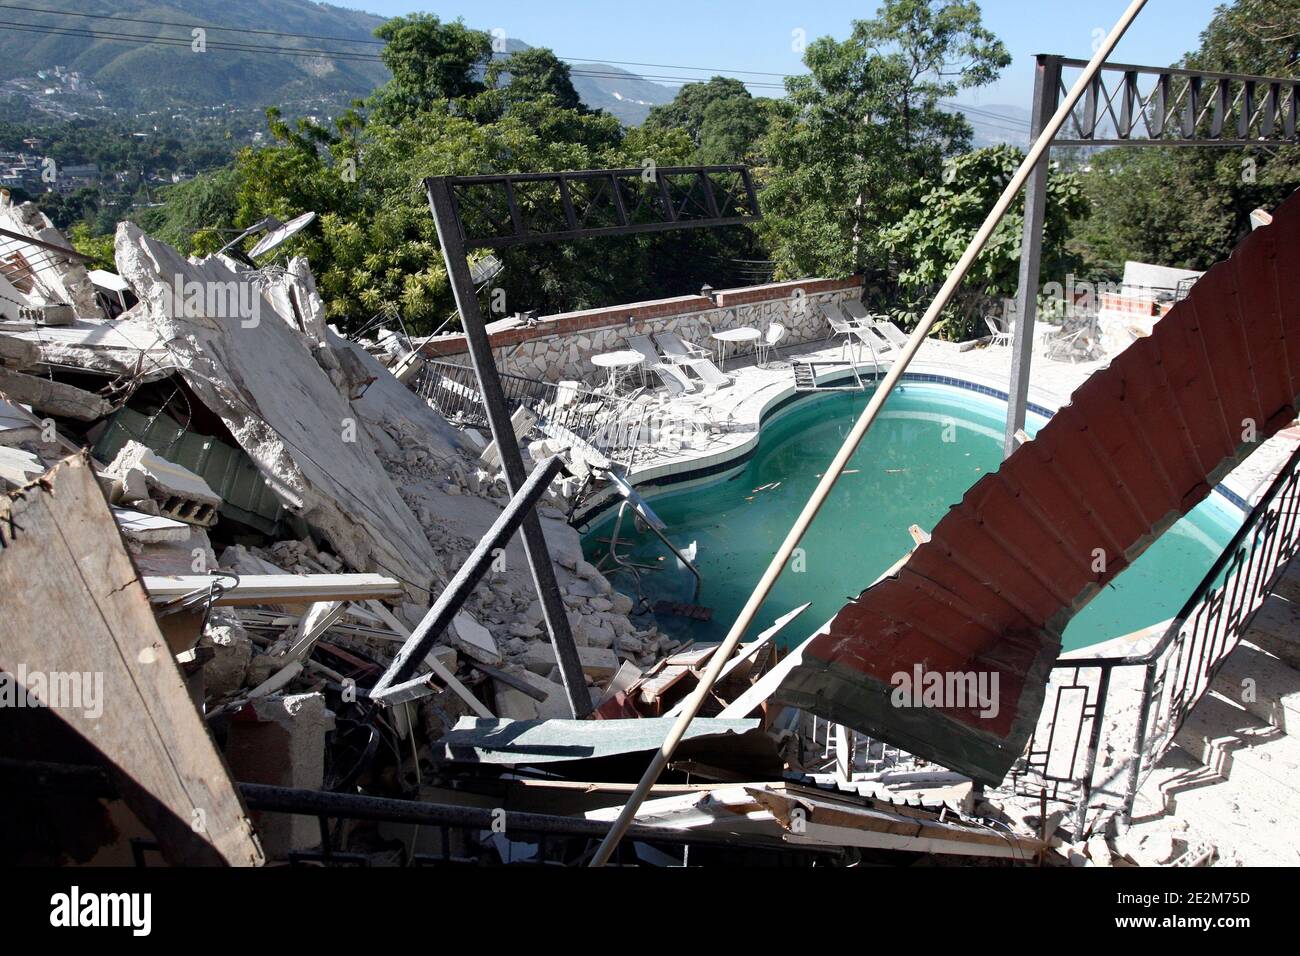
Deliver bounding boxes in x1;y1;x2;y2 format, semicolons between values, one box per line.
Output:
580;334;1299;524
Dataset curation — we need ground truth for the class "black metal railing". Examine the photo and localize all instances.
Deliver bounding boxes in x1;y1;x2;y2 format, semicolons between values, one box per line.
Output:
1010;441;1300;836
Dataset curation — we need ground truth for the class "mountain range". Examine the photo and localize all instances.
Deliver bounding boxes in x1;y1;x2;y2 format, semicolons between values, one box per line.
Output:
0;0;1024;137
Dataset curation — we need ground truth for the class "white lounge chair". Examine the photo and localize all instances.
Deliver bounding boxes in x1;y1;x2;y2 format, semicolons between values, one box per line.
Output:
654;331;731;389
820;302;864;360
628;334;696;396
842;300;909;350
985;315;1012;347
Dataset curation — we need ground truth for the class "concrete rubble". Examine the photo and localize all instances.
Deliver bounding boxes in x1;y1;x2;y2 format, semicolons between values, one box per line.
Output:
0;207;1087;868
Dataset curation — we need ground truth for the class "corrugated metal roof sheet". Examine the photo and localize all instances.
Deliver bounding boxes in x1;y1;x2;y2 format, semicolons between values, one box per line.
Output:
776;188;1300;784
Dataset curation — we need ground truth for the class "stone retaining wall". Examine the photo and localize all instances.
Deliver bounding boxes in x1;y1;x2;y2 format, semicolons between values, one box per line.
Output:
419;276;864;384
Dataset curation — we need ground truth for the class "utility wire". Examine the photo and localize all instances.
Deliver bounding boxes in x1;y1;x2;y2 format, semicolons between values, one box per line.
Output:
0;4;1037;125
0;19;792;90
0;5;796;82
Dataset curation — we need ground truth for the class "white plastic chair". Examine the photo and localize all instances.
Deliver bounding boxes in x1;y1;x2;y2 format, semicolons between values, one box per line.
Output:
627;334;695;395
985;316;1012;347
655;331;731;389
842;300;909;349
821;302;863;360
756;322;787;367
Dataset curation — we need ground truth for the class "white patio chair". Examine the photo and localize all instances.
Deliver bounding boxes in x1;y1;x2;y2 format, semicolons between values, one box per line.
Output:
820;302;865;360
984;315;1012;347
654;331;732;389
842;300;910;350
756;322;787;367
627;334;696;395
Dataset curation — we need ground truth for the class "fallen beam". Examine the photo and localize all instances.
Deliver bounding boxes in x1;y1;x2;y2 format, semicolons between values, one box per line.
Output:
0;365;111;421
144;572;403;607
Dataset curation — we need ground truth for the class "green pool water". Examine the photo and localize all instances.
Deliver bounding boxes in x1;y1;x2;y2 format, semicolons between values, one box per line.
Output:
581;383;1245;652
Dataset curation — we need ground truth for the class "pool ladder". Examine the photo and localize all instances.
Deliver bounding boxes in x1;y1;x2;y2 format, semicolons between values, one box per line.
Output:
591;472;703;611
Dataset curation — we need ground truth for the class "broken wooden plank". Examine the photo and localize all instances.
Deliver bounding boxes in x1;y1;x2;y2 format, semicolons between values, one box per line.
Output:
0;454;263;866
143;572;403;607
0;365;111;421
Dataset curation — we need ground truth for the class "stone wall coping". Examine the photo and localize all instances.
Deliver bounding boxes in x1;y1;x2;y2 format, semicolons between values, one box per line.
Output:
420;275;863;358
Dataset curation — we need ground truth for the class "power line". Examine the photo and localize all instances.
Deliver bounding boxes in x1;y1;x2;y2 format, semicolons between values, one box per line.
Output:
0;4;794;81
0;8;1032;129
0;19;791;90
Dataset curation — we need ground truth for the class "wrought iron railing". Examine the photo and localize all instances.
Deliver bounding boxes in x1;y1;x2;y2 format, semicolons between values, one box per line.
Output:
410;359;715;472
1010;441;1300;837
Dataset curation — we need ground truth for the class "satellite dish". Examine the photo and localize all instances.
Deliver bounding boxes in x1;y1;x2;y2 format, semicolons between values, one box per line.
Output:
248;211;317;260
470;253;502;285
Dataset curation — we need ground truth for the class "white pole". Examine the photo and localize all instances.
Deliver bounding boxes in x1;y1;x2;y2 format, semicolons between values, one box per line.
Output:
589;0;1151;867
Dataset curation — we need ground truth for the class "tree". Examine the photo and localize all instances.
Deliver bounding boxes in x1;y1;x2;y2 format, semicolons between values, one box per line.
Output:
484;48;585;114
645;77;771;164
758;0;1009;280
139;167;241;255
883;145;1087;339
370;15;493;123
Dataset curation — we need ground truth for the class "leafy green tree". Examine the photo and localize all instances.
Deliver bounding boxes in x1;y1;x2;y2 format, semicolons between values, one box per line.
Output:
883;145;1087;339
758;0;1009;281
370;15;493;123
139;167;241;255
484;48;586;114
646;77;772;164
68;223;115;271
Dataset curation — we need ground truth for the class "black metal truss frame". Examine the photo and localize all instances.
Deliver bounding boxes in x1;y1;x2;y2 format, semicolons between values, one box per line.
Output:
1049;56;1300;147
438;164;761;249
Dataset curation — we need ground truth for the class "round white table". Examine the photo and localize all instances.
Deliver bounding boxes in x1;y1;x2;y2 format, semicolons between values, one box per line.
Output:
590;350;644;393
710;327;760;370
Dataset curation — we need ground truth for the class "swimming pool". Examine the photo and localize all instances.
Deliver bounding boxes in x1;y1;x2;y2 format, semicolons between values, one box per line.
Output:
580;381;1245;652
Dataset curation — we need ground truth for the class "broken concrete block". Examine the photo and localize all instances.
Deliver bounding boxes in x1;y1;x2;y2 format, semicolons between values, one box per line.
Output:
492;669;570;720
105;440;221;527
0;202;101;317
0;366;111;421
0;334;40;370
199;620;253;700
112;506;193;545
520;642;619;680
576;618;616;649
450;612;502;665
0;444;44;489
224;693;334;858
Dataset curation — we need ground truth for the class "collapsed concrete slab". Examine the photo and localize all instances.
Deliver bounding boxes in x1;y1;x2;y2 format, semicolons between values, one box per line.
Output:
113;222;440;600
0;201;100;318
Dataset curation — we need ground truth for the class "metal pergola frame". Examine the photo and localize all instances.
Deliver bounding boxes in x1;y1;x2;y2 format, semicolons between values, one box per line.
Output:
1004;54;1300;456
410;166;761;719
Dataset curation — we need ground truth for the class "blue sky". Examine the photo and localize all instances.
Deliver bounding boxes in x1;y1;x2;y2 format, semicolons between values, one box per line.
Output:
354;0;1227;107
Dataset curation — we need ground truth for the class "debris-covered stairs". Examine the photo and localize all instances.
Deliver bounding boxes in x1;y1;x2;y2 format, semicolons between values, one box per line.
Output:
1122;555;1300;865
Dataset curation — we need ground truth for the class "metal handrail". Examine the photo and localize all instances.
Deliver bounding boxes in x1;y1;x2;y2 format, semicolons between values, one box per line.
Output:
1012;439;1300;835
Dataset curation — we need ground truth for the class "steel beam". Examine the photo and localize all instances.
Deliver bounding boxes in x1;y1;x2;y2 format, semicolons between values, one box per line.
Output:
426;176;591;719
445;165;760;248
370;455;567;701
1004;55;1062;458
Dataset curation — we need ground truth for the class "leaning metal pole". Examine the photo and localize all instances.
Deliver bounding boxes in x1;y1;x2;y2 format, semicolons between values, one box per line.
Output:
1003;54;1063;458
426;177;591;718
590;0;1151;866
